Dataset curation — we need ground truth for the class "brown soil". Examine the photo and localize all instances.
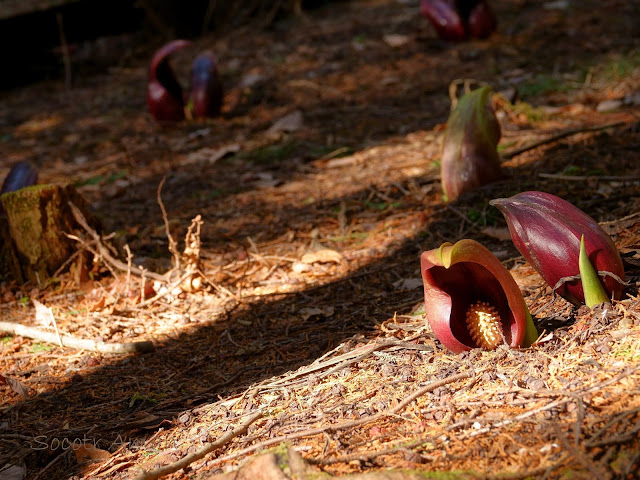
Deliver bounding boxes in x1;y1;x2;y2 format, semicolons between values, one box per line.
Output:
1;1;640;479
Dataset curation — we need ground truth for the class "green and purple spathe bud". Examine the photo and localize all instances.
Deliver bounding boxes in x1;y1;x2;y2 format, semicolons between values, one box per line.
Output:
421;239;538;353
441;86;503;202
490;191;625;306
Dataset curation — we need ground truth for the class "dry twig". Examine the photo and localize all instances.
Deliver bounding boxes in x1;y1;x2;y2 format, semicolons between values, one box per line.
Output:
68;202;167;282
133;410;264;480
157;176;181;271
501;122;625;160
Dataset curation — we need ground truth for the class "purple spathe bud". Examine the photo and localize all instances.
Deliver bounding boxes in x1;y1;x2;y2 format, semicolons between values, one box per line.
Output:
1;161;38;195
421;0;496;41
188;51;223;119
420;0;467;42
489;191;625;306
467;1;497;39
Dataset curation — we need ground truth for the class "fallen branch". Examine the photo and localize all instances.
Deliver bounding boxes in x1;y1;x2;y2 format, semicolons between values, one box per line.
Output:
133;410;264;480
0;321;154;354
501;122;625;160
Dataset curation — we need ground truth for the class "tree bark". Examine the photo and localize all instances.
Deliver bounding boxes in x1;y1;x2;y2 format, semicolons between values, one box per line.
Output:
0;184;96;284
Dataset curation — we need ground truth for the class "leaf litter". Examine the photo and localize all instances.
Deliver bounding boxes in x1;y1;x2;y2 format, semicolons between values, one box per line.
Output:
1;0;640;479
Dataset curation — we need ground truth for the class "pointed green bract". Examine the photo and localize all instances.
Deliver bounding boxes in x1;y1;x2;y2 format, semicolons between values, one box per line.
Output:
579;234;610;307
523;308;539;347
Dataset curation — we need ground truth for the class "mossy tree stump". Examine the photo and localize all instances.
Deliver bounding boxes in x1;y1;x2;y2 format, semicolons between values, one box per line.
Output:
0;184;95;284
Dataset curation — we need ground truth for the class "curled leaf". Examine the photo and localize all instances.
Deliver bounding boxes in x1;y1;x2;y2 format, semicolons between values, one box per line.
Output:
147;39;191;122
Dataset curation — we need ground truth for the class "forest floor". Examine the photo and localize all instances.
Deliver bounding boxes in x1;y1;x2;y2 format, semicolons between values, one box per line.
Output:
1;0;640;479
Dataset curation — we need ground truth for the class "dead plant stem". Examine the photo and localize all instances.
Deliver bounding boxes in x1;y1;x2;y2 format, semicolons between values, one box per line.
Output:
157;176;181;270
501;122;625;160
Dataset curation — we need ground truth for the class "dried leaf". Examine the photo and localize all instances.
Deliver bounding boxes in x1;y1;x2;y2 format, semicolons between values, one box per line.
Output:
392;278;424;290
33;299;54;328
480;226;512;241
0;465;26;480
383;34;411;47
1;373;30;398
74;443;111;474
267;110;304;135
299;306;335;320
184;144;240;165
301;248;343;264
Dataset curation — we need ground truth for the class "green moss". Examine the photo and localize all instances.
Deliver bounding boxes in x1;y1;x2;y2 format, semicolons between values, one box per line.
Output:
327;232;369;243
597;51;640;82
31;342;54;353
239;140;299;164
517;74;568;99
510;101;549;123
74;170;127;187
364;200;403;211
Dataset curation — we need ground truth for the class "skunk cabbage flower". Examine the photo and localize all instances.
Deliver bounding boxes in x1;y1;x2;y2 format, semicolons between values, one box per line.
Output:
147;39;191;122
421;0;496;41
441;86;503;201
1;161;38;216
421;239;538;353
188;51;223;119
490;191;625;306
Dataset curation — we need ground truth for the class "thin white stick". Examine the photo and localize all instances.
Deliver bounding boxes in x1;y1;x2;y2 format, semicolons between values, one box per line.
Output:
0;321;154;354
